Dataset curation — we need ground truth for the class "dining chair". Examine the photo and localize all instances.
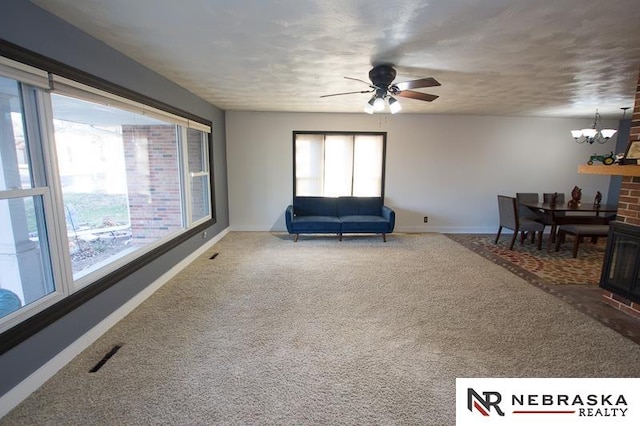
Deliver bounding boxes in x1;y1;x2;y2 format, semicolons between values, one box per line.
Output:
495;195;546;250
515;193;539;220
543;192;567;223
543;192;565;204
554;223;610;258
516;191;555;225
515;192;544;243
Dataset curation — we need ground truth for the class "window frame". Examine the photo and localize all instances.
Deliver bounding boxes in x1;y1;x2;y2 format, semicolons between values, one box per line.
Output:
292;131;387;199
0;40;216;355
182;127;212;226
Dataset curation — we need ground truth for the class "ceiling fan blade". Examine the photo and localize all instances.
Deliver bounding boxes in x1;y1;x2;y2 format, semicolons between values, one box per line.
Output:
394;77;440;91
320;89;374;98
396;90;439;102
344;76;376;87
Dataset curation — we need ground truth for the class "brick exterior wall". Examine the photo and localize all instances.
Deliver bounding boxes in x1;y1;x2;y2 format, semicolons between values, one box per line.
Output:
122;125;182;245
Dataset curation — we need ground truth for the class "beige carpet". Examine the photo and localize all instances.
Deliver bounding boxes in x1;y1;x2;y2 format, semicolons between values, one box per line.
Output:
3;232;640;425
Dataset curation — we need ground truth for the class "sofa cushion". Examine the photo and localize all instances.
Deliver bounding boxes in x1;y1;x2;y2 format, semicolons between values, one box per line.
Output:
337;197;382;216
294;196;338;217
290;215;341;233
340;215;390;233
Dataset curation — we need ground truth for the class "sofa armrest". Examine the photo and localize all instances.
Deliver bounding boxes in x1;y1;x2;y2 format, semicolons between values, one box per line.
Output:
285;205;295;233
381;205;395;232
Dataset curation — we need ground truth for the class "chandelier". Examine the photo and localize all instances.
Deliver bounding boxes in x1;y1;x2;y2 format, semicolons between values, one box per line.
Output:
570;109;617;144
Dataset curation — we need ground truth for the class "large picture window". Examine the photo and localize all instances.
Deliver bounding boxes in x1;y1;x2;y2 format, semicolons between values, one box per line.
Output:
50;94;189;282
0;55;213;335
294;132;386;197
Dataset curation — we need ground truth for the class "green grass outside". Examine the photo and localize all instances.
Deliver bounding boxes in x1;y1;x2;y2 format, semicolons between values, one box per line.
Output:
63;193;130;229
23;193;130;235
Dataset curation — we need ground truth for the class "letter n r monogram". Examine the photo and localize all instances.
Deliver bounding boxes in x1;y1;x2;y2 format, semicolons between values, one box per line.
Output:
467;388;505;416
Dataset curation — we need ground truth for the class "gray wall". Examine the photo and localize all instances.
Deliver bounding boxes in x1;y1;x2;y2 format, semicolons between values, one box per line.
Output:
0;0;229;397
227;112;618;233
607;119;632;204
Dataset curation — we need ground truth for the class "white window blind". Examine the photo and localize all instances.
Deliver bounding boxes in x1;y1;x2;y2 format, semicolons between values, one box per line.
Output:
294;133;385;197
295;134;324;196
324;135;354;197
353;134;383;196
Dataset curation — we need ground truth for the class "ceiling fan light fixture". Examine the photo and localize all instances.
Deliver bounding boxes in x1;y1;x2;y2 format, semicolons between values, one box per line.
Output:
321;65;440;114
373;96;385;112
364;97;376;114
388;97;401;114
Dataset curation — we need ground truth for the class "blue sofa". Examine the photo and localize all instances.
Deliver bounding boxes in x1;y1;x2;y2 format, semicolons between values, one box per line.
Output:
285;196;395;242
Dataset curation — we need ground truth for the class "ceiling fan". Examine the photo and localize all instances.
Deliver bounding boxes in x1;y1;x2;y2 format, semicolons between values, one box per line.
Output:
321;64;440;113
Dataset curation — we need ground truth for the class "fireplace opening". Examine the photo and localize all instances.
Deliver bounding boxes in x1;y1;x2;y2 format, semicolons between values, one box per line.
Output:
600;221;640;302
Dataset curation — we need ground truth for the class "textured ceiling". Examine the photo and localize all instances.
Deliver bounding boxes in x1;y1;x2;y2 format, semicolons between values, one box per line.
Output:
31;0;640;118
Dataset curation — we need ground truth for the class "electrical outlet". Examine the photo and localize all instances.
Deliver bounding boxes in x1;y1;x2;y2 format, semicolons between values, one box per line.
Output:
423;216;428;223
202;231;207;239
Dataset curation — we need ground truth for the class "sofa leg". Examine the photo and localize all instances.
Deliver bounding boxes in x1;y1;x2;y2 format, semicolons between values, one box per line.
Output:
294;234;299;242
382;233;386;242
338;233;342;241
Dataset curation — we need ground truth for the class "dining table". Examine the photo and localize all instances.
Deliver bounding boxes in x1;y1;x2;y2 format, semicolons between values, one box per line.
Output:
520;201;618;251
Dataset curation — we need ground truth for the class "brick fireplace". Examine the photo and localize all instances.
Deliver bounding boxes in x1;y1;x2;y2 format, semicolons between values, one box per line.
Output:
598;69;640;319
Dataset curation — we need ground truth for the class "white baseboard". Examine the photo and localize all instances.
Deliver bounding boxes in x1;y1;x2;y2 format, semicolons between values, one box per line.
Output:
0;227;230;419
230;226;500;234
396;225;496;234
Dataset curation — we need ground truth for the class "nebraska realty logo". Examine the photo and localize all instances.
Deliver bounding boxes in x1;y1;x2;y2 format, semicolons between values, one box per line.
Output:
456;378;640;425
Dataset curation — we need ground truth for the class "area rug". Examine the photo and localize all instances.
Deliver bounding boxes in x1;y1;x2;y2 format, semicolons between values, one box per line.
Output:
445;233;607;286
446;233;640;345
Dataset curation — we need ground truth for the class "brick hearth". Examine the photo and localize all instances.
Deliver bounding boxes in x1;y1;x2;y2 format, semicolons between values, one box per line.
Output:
602;290;640;320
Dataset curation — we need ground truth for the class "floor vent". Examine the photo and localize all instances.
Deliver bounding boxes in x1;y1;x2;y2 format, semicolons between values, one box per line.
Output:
90;345;122;373
209;253;219;260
